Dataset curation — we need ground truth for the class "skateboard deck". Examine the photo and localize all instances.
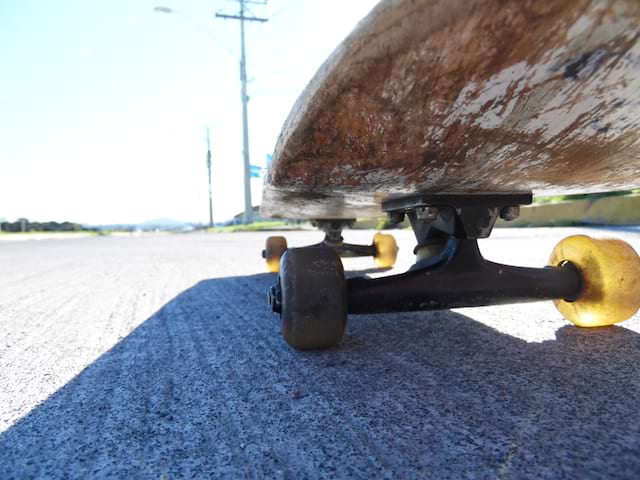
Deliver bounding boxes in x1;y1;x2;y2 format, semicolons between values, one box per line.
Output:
261;0;640;220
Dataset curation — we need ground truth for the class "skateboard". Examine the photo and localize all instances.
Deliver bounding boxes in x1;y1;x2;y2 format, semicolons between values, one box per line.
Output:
260;0;640;350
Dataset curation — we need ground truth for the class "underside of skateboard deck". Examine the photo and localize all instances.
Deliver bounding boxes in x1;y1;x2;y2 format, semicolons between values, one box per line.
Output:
261;0;640;220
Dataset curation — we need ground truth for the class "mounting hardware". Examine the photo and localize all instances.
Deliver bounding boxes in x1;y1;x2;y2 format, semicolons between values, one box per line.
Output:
312;219;351;245
387;211;405;225
416;206;439;221
500;205;520;221
381;192;532;213
382;193;532;241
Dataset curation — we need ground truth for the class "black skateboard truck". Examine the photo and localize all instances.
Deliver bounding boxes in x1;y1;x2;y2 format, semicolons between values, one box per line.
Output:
267;193;640;350
261;219;398;273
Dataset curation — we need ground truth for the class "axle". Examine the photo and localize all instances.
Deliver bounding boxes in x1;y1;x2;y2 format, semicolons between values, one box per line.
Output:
347;239;582;314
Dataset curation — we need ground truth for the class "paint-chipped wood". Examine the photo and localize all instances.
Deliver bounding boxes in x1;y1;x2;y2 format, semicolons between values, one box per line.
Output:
261;0;640;219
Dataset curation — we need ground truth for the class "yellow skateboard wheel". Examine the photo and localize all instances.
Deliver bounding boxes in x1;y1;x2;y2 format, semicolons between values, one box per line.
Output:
265;236;287;273
373;232;398;268
549;235;640;327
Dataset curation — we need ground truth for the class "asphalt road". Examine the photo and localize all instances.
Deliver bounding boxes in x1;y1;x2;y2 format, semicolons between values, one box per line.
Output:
1;227;640;479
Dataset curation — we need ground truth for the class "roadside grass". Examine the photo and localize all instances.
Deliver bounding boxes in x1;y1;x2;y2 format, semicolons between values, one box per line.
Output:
534;189;640;204
0;230;99;236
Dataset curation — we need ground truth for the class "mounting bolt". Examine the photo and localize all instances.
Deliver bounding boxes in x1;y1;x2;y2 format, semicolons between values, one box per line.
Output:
500;205;520;221
268;282;282;314
416;206;439;221
387;211;405;225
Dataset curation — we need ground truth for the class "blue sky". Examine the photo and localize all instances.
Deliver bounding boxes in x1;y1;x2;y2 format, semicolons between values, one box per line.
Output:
0;0;378;224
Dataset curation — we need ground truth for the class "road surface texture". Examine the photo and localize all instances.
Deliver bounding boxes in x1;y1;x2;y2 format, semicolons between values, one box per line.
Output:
1;228;640;479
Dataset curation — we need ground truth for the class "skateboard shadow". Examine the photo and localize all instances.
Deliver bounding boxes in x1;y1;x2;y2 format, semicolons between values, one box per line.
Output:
2;273;639;478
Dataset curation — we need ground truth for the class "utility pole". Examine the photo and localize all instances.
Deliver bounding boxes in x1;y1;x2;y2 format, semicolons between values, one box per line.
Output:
216;0;267;225
206;126;213;228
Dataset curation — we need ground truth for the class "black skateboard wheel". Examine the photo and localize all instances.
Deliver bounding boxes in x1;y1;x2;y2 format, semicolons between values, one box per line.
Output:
279;247;348;350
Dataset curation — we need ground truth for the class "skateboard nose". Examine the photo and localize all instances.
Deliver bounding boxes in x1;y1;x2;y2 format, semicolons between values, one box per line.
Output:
268;282;282;314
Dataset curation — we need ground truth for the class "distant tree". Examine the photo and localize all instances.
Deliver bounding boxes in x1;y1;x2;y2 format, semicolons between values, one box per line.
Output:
0;219;88;232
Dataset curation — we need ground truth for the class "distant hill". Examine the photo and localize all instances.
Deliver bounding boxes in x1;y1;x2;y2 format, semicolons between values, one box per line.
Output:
138;218;190;229
95;218;193;231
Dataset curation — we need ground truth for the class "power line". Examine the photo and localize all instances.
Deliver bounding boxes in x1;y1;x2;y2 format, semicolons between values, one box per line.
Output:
154;7;237;58
268;0;303;19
